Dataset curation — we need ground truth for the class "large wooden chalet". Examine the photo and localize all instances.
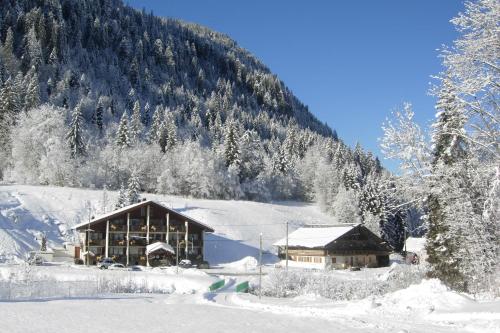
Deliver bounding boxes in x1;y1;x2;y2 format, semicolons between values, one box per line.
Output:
73;200;214;266
274;224;392;269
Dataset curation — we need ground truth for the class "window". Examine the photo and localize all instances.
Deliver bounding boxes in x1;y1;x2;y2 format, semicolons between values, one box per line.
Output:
332;257;337;264
110;247;125;255
313;257;322;263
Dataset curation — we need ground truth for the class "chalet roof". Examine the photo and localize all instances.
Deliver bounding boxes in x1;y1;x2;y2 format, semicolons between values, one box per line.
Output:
72;200;214;232
405;237;426;253
273;224;358;248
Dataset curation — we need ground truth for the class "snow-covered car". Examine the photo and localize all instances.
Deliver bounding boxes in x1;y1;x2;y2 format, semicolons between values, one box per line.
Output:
28;255;44;266
108;263;126;270
178;259;192;268
97;258;114;269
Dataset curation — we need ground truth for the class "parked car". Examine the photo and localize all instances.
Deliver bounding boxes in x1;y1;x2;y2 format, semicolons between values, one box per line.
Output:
28;255;44;266
97;258;114;269
349;266;361;271
108;263;126;270
128;265;142;271
178;259;192;268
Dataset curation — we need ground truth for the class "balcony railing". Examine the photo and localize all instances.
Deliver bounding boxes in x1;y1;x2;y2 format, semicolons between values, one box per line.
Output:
88;239;105;246
109;224;126;232
110;239;127;246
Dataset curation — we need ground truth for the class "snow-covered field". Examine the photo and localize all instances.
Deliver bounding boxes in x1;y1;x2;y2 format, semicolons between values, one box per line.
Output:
0;263;498;333
0;184;336;264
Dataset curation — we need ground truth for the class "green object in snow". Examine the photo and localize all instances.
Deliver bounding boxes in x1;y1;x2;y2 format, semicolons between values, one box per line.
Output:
235;281;249;293
209;279;225;291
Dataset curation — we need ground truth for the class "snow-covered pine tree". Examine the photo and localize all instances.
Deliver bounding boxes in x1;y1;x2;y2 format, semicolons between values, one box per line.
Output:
129;100;143;144
147;105;163;144
2;27;17;74
40;233;47;251
223;119;240;168
127;172;141;204
158;112;177;152
13;73;25;111
0;77;19;120
272;145;288;174
431;75;468;166
142;102;151;126
166;115;177;149
26;26;42;69
115;112;130;148
116;183;128;208
93;96;104;132
24;67;40;112
66;104;86;158
239;129;264;182
426;70;476;291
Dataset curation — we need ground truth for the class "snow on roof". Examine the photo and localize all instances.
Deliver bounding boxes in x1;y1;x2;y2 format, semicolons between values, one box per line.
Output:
72;200;214;232
273;224;358;248
146;242;175;255
405;237;426;253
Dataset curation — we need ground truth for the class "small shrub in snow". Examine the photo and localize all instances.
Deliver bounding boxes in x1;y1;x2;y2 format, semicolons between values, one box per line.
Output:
258;265;427;301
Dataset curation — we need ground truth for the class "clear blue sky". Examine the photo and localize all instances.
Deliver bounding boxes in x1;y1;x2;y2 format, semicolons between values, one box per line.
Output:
127;0;463;171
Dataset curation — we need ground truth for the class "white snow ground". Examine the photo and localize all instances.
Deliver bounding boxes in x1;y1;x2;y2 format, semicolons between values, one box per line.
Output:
0;268;498;333
0;184;337;264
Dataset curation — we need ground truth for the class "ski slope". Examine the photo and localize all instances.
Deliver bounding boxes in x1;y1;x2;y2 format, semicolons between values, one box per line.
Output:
0;184;337;264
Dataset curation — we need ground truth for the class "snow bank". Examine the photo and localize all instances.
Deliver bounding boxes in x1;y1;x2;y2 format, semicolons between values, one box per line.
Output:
348;279;474;317
221;256;259;271
380;279;472;312
0;264;218;300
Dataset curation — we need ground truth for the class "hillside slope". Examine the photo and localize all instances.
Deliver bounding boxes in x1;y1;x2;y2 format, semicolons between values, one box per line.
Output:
0;185;337;264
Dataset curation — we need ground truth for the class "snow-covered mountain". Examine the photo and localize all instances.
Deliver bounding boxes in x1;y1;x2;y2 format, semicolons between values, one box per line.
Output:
0;184;337;264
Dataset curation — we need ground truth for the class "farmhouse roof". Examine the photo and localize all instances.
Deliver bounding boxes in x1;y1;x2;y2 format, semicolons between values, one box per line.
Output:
273;224;358;248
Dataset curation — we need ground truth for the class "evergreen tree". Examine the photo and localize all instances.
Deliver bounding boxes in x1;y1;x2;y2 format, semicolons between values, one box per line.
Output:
223;119;240;168
158;112;177;152
24;67;40;111
26;26;42;69
272;145;288;174
142;102;151;126
2;27;17;74
431;75;468;166
93;96;104;132
66;104;86;158
116;183;128;209
147;105;162;144
0;77;19;120
127;172;141;204
426;75;473;290
40;233;47;251
129;100;143;143
115;112;130;148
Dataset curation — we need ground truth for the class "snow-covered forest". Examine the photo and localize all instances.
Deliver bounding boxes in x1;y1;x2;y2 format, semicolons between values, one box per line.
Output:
380;0;499;294
0;0;410;251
